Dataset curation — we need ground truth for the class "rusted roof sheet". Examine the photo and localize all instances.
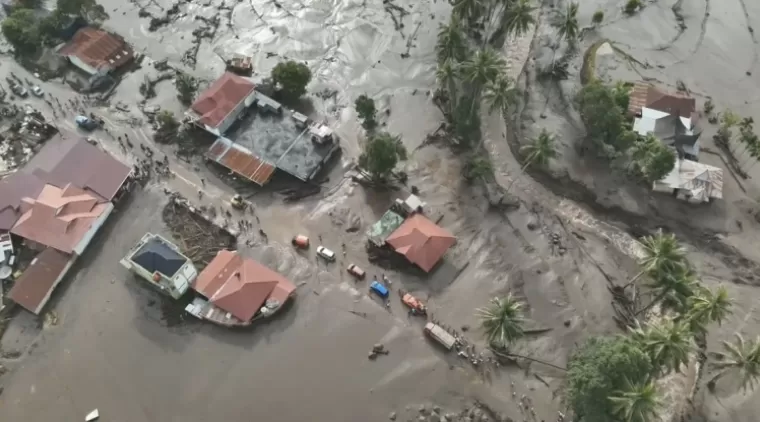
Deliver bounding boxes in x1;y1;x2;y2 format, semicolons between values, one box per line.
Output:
628;81;696;119
386;214;456;273
206;137;276;185
193;250;296;322
191;72;255;129
9;248;73;315
628;81;652;116
58;27;133;71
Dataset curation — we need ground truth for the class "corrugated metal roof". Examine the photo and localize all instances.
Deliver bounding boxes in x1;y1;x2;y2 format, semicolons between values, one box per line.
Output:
58;27;133;71
366;210;405;246
386;214;456;273
191;72;255;129
206;137;276;185
9;248;73;314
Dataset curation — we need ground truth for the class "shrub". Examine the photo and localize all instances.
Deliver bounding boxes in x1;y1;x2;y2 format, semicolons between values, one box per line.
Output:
592;10;604;25
624;0;641;15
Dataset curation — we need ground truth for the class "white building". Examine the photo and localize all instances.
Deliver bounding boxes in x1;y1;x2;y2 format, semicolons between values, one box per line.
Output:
653;158;723;203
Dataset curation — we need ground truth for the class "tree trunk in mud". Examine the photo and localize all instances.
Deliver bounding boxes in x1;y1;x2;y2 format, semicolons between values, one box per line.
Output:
505;155;535;191
635;290;669;316
622;270;644;290
490;348;567;371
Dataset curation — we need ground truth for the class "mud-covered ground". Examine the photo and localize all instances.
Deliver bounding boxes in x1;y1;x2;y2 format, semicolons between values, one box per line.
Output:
512;1;760;421
0;0;752;420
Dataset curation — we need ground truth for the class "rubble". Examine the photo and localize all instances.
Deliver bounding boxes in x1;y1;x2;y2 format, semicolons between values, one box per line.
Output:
161;197;237;267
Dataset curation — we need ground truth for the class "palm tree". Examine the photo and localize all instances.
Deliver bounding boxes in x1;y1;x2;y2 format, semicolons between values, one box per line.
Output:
452;0;483;24
506;129;557;190
630;319;694;374
553;2;579;44
483;73;517;115
476;293;525;348
710;333;760;391
609;379;661;422
637;263;697;316
436;59;460;116
436;16;466;64
623;232;687;289
461;48;505;90
499;0;536;39
684;285;732;334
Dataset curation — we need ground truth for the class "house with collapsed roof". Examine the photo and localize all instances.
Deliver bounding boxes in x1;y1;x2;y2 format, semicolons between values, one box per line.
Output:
189;72;340;186
630;81;702;160
58;27;134;77
1;135;133;314
185;249;296;327
366;202;456;273
653;158;723;203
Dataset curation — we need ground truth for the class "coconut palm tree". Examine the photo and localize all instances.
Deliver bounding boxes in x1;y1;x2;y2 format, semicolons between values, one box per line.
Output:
436;59;460;116
623;232;687;289
637;263;697;316
506;129;558;190
461;48;505;90
553;2;579;44
609;379;661;422
630;319;694;374
499;0;536;39
436;16;467;64
684;285;732;334
452;0;484;24
483;73;517;115
476;293;525;348
710;333;760;391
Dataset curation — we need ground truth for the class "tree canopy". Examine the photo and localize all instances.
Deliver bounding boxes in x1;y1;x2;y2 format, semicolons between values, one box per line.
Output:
358;132;407;182
577;80;632;153
175;73;199;105
567;336;653;422
355;94;378;132
271;61;312;101
56;0;108;21
476;294;524;348
631;134;676;183
154;110;180;143
1;9;41;55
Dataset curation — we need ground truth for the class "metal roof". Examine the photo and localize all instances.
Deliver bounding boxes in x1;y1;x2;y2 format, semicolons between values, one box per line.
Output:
366;210;405;246
131;237;188;277
206;137;276;185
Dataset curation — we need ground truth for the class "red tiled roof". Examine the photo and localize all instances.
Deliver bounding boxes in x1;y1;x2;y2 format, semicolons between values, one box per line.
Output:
9;248;73;315
11;184;111;254
193;250;295;322
206;138;276;185
58;27;133;71
386;214;456;273
191;72;255;129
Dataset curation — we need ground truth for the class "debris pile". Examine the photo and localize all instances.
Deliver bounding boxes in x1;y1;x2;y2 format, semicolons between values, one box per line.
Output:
392;401;512;422
161;197;236;267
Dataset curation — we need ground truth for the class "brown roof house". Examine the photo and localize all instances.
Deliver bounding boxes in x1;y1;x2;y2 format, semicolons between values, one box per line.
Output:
58;27;134;76
186;249;296;327
189;72;257;136
386;214;456;273
8;183;114;314
628;81;697;120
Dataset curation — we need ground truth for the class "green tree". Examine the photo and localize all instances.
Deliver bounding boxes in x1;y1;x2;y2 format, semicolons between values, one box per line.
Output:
554;2;579;44
271;60;312;101
685;285;732;335
612;81;632;113
709;333;760;391
18;0;43;8
483;74;517;115
624;0;641;15
499;0;536;39
154;110;180;143
632;135;676;183
1;9;41;55
592;10;604;25
463;155;493;182
39;9;68;45
608;379;661;422
630;319;694;374
638;263;698;316
577;80;629;152
624;232;687;289
476;293;524;348
567;336;653;422
358;132;407;182
505;129;558;189
451;0;483;27
717;109;739;147
461;48;504;116
175;73;199;105
355;94;378;132
56;0;108;21
436;59;459;117
436;16;467;64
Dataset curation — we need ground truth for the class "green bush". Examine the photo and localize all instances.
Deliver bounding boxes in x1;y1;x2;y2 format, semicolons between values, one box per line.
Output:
592;10;604;24
624;0;641;14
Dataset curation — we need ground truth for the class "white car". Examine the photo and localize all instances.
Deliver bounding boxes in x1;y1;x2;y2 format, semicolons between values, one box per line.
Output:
316;246;336;262
30;86;43;97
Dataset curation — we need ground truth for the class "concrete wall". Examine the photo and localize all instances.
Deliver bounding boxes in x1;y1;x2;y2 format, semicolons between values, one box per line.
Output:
68;56;98;76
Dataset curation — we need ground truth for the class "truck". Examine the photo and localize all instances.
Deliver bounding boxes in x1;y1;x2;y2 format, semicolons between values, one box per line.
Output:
424;322;457;351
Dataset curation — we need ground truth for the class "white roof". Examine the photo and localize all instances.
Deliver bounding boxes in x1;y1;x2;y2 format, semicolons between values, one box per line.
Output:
405;194;425;210
633;107;693;137
309;123;333;138
654;158;723;202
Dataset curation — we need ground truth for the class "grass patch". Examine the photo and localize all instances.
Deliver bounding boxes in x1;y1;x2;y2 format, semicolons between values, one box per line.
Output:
580;40;606;85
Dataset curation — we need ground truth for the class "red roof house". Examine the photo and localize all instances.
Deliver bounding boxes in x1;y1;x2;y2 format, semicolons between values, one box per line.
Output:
190;72;256;134
193;250;296;322
628;81;696;120
386;214;456;273
11;183;113;255
8;248;74;315
58;27;133;75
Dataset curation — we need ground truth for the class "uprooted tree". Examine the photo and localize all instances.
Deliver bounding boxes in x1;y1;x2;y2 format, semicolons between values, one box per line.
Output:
358;132;407;183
